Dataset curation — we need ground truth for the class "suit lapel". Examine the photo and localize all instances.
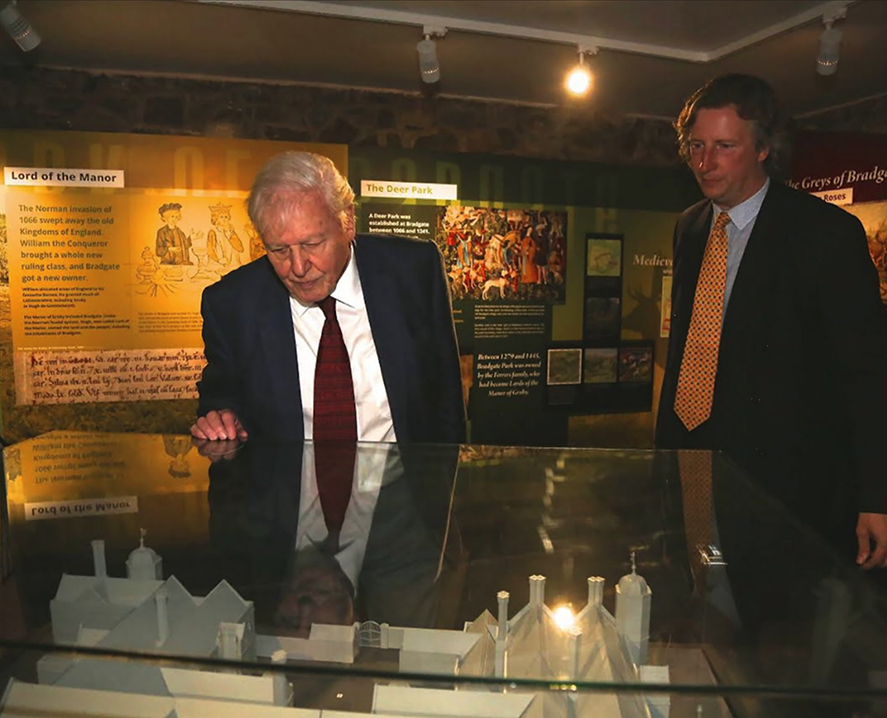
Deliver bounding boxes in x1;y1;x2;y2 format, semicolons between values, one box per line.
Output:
354;239;412;439
256;266;304;436
720;185;782;355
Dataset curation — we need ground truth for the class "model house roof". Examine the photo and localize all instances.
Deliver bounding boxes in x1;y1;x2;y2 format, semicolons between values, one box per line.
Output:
94;577;252;656
54;574;163;607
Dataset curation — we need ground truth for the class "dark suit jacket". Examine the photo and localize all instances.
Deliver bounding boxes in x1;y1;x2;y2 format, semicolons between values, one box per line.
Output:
196;233;466;445
656;181;887;538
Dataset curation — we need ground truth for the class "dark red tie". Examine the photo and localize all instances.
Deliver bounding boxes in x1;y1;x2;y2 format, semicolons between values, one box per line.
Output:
313;296;357;533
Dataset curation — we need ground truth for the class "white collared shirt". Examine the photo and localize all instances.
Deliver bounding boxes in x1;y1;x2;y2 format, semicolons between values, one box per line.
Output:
289;244;396;443
289;244;401;587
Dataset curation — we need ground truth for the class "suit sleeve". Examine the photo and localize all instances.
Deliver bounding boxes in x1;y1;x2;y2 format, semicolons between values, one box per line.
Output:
427;241;467;444
815;211;887;512
196;284;244;421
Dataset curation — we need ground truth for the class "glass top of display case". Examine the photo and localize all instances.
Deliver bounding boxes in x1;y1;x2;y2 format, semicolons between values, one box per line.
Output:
2;430;887;718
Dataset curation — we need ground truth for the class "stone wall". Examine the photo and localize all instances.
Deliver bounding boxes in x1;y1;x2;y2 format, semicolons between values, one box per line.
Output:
2;67;883;167
1;67;686;166
797;94;887;134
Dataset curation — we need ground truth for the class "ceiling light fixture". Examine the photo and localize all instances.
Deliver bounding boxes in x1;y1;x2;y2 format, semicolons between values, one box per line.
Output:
0;0;40;52
816;7;846;76
565;45;597;97
417;25;446;85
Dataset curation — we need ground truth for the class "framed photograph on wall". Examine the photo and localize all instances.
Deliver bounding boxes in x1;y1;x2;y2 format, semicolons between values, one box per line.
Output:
585;233;624;296
586;237;623;277
545;344;583;407
583;347;618;384
547;348;582;386
618;345;654;383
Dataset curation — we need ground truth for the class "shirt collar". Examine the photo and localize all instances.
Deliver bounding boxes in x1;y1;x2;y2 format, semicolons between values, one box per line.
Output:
290;242;362;317
332;242;363;310
714;177;770;231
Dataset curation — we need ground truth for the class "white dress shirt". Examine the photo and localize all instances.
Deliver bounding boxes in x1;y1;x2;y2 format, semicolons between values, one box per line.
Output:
713;177;770;319
289;244;401;585
289;244;396;443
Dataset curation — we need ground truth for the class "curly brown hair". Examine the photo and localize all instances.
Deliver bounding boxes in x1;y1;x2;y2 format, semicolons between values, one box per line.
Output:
675;74;790;177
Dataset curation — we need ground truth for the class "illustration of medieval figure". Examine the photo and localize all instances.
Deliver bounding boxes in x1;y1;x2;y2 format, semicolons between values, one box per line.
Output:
244;223;266;261
548;247;565;285
471;228;488;268
456;228;471;269
448;266;467;299
520;228;539;284
502;228;520;267
434;205;567;303
206;202;244;271
155;203;196;265
485;208;509;237
534;216;551;285
486;231;506;271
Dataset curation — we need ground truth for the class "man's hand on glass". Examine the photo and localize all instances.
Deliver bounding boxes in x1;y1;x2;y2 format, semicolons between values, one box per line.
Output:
190;409;248;462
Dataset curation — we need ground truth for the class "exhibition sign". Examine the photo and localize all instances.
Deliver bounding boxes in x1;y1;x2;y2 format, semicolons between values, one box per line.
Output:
350;147;700;445
0;130;346;408
790;130;887;304
0;135;695;445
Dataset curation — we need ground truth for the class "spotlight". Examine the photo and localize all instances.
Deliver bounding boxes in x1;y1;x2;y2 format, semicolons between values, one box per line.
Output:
565;46;597;97
0;0;40;52
417;25;446;85
816;19;842;76
417;36;439;84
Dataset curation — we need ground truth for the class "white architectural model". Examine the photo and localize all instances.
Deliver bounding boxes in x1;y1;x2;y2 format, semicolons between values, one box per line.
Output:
126;529;163;580
1;534;670;718
369;566;668;718
616;552;653;666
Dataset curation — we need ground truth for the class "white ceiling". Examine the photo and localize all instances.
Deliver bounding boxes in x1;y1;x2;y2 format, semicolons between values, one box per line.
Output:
2;0;885;120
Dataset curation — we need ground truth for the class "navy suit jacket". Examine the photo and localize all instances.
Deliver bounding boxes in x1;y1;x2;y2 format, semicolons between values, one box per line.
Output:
196;233;466;445
656;181;887;536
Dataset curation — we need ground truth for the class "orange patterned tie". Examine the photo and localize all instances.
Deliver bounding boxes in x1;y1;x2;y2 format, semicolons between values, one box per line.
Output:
674;211;730;431
678;450;713;595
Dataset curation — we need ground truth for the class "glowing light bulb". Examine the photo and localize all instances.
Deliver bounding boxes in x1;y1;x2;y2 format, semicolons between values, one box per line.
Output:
565;63;592;96
553;605;576;630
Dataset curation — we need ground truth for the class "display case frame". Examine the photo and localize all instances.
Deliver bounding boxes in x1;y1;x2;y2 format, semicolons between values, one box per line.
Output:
3;430;887;718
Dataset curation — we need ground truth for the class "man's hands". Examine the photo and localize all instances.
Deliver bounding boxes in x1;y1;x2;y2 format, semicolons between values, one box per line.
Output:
190;409;248;442
856;512;887;569
190;409;248;463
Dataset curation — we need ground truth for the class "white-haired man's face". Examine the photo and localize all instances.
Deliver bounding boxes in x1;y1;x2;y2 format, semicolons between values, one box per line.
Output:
262;190;354;305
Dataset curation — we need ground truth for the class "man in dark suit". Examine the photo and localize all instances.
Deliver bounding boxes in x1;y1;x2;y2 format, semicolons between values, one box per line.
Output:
656;74;887;569
190;151;466;446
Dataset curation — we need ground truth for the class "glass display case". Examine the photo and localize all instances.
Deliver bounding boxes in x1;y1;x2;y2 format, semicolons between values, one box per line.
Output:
2;430;887;718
